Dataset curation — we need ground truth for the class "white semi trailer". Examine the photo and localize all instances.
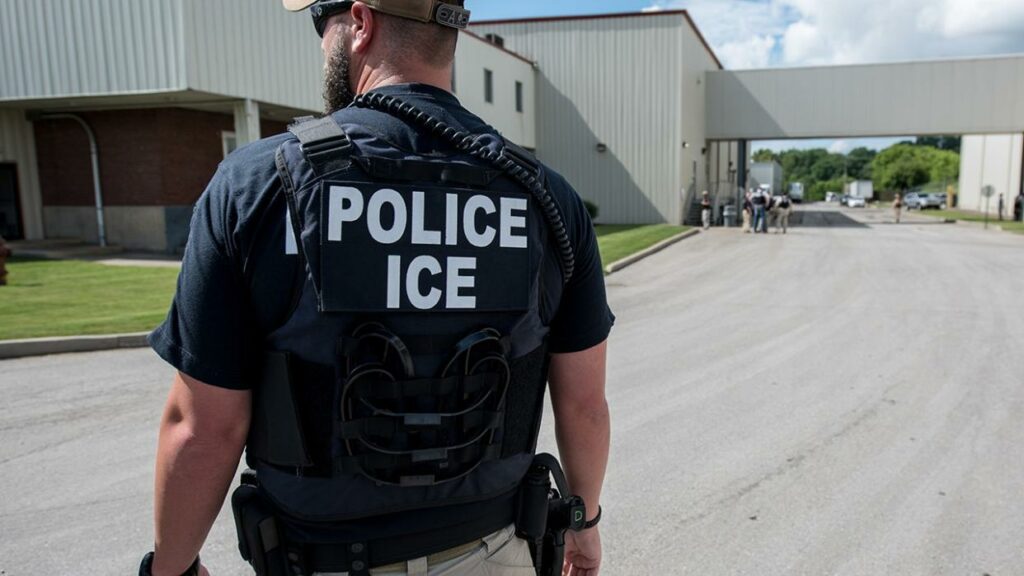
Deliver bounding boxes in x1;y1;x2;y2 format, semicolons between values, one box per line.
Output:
846;180;874;199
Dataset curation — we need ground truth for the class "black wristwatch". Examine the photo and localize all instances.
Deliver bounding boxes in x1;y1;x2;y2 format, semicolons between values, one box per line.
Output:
139;552;200;576
582;505;602;530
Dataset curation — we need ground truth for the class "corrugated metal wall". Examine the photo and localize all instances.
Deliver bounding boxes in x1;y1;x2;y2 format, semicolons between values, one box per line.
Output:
183;0;323;113
474;15;692;224
0;0;185;101
958;134;1024;215
455;33;537;150
707;56;1024;140
0;110;43;239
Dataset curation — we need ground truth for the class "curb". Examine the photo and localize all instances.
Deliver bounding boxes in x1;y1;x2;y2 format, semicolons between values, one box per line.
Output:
952;219;1005;232
605;228;700;275
0;332;150;360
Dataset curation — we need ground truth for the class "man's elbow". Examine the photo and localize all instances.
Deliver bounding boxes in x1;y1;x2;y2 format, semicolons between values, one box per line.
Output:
162;409;249;452
554;396;610;427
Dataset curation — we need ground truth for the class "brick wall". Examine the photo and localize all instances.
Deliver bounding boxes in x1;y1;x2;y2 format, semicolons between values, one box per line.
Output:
35;108;288;208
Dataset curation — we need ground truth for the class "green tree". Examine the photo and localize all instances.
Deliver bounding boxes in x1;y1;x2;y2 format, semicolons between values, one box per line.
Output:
915;135;961;152
928;148;959;184
872;144;931;192
752;149;776;163
846;147;876;180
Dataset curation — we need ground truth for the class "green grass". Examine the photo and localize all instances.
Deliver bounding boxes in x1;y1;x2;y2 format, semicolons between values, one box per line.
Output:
0;257;179;341
0;226;687;339
920;209;1024;234
595;224;690;268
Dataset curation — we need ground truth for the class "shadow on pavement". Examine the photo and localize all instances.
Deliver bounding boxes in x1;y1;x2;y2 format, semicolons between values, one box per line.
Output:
791;210;870;228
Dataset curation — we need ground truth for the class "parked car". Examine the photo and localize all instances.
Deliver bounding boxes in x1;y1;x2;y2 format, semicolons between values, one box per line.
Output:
921;193;947;209
904;192;947;210
825;191;841;203
846;196;866;208
903;192;924;209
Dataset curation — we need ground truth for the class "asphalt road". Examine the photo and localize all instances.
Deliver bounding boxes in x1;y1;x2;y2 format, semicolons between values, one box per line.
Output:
2;204;1022;575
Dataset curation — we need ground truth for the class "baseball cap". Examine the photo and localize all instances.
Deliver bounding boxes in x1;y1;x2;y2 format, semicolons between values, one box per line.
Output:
283;0;470;29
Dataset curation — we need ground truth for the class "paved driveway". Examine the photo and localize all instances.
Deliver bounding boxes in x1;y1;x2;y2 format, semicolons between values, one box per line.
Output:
1;204;1022;575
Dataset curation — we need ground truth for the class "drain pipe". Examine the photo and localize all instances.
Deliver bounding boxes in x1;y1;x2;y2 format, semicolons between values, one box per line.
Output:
37;114;107;247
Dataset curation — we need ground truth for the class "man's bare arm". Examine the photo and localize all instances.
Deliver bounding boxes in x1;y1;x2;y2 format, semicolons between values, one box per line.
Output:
548;340;610;521
151;372;251;576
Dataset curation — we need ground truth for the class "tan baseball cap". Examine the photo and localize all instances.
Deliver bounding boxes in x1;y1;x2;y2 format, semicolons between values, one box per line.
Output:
283;0;470;29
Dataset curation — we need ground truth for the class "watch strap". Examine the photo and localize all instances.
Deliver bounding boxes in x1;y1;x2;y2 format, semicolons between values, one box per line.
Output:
583;505;602;530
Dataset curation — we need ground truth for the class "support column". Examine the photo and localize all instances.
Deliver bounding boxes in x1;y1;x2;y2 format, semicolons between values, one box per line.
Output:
737;140;749;193
234;99;262;146
0;109;44;240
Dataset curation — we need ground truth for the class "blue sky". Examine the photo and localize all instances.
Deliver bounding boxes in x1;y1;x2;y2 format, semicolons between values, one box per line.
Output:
469;0;1024;154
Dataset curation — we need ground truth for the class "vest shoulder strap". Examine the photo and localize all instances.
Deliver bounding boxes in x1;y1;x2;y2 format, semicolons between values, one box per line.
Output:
288;115;354;175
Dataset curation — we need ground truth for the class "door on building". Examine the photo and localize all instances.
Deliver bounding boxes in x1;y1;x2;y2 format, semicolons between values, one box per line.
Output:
0;164;24;240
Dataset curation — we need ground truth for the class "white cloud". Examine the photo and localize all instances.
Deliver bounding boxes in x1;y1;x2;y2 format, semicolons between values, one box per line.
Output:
828;140;851;154
644;0;1024;68
718;35;777;70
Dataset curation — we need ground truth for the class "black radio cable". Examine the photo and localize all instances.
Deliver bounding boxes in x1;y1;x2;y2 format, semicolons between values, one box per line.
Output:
352;92;575;284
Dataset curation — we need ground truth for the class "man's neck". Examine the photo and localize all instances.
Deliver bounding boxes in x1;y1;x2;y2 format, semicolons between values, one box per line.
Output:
356;66;453;95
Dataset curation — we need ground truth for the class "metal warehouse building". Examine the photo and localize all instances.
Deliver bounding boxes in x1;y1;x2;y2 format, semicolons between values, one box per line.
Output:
2;3;1022;252
0;0;533;251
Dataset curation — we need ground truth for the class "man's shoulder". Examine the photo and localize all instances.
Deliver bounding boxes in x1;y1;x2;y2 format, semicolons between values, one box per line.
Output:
220;132;294;176
209;132;294;204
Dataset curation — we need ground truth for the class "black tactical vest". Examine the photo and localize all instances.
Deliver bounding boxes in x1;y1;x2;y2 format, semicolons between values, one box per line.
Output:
245;102;568;538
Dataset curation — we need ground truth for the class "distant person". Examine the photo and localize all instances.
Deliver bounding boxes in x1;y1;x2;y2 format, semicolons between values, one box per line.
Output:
742;190;753;233
752;188;768;234
997;193;1004;221
893;193;903;224
701;190;712;230
775;193;792;234
0;235;9;286
1016;192;1024;222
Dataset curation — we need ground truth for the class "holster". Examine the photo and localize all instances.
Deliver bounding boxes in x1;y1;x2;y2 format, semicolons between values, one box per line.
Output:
515;454;586;576
231;473;290;576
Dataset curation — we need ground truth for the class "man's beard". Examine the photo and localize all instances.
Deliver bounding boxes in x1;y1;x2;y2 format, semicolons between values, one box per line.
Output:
323;36;355;114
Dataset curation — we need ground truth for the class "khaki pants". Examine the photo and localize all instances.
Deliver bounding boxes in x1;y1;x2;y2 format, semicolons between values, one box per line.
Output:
776;209;790;233
316;525;534;576
742;209;751;232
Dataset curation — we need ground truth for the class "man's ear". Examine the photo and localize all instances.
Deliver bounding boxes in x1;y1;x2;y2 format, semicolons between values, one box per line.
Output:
349;2;376;55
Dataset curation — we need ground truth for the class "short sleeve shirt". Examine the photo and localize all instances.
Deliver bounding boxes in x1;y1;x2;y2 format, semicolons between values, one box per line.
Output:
150;84;614;390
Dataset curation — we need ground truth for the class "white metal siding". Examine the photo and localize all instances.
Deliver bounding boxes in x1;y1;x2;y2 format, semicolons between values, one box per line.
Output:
0;0;186;102
958;134;1023;215
474;15;695;224
183;0;323;113
707;56;1024;140
0;109;44;239
454;33;536;150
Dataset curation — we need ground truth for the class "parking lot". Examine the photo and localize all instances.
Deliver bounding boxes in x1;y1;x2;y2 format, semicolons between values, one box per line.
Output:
2;203;1023;575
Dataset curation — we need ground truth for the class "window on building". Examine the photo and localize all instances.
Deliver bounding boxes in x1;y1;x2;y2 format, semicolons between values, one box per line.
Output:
484;69;493;104
484;33;505;48
222;131;238;158
515;81;524;113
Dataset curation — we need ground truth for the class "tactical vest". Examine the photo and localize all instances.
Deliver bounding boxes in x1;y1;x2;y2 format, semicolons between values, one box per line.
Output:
245;99;570;537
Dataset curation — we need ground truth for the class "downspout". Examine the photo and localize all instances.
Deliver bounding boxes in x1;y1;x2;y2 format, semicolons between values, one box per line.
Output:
37;114;107;247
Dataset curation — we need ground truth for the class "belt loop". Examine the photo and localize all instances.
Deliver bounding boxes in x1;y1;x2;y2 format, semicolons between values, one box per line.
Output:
407;556;429;576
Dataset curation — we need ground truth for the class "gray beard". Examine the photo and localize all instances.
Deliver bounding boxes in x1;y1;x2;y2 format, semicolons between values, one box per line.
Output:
323;38;355;114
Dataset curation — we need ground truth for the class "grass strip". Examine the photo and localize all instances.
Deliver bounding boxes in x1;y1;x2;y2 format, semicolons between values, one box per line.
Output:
920;209;1024;234
0;257;179;341
0;225;689;340
595;224;690;269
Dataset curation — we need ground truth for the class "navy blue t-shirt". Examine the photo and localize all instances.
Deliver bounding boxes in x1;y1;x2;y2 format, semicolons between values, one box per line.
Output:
150;84;614;390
